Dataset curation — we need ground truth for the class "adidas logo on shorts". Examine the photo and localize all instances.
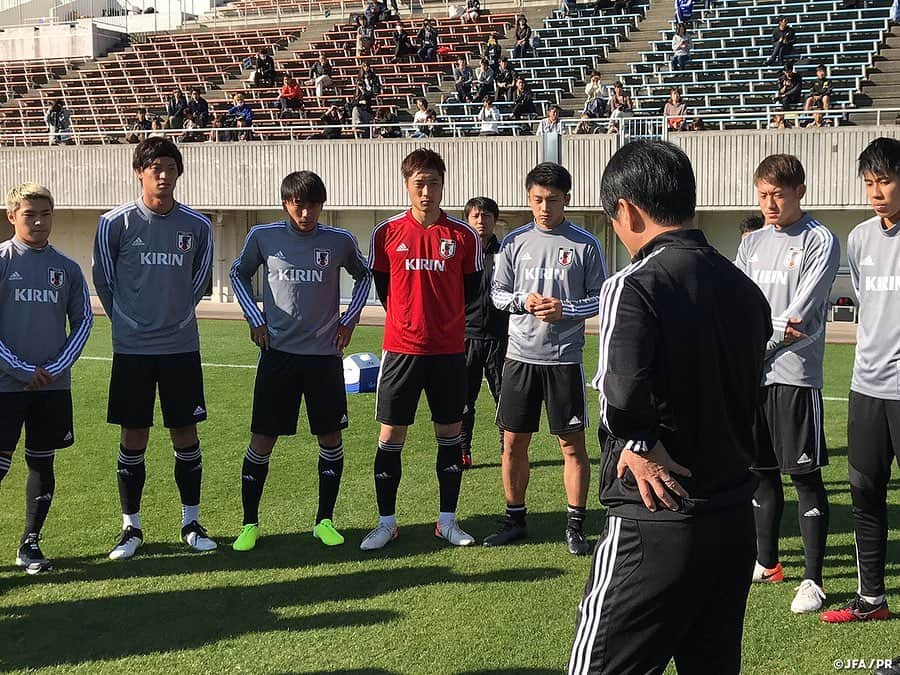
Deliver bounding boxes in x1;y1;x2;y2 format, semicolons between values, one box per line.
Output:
797;453;812;464
568;416;581;426
63;431;73;441
193;406;206;416
340;414;348;424
7;272;22;281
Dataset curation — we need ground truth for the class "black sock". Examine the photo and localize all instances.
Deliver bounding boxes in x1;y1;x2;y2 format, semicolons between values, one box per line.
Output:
174;442;202;510
374;440;403;517
460;407;475;454
316;443;344;523
23;449;55;540
0;452;11;485
567;504;586;531
241;447;270;525
793;470;829;585
436;434;463;513
752;469;784;568
507;503;527;525
117;444;146;516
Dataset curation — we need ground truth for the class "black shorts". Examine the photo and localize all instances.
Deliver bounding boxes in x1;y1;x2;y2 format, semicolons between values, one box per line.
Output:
751;384;828;474
107;352;207;429
496;359;588;435
251;350;348;437
0;390;74;452
375;351;466;426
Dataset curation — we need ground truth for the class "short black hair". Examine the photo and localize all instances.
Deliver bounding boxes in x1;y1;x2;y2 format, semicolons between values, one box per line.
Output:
599;140;696;226
754;153;805;188
739;214;765;235
280;170;327;204
464;196;499;220
132;137;184;176
525;162;572;194
858;137;900;178
401;148;446;181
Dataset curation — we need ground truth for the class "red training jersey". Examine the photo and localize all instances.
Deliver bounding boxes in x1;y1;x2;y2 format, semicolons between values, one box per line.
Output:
369;209;483;355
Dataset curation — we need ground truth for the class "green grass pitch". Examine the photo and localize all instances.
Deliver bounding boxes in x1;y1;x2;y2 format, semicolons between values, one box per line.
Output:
0;320;896;675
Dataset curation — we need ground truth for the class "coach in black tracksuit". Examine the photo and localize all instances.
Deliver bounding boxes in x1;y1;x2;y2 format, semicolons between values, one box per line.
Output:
461;197;508;464
568;141;772;675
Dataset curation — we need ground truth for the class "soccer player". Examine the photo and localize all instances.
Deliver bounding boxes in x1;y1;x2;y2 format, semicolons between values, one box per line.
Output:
569;140;771;675
361;148;483;550
93;137;215;560
486;163;606;555
229;171;371;551
0;183;93;574
820;137;900;625
735;154;839;613
461;196;508;468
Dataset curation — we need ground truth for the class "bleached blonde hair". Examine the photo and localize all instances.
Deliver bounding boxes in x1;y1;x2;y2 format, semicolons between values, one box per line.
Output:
6;183;54;212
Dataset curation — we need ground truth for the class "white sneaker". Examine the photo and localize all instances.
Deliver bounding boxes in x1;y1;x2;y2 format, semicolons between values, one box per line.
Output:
791;579;826;613
182;520;217;552
109;526;144;560
435;519;475;546
360;523;398;551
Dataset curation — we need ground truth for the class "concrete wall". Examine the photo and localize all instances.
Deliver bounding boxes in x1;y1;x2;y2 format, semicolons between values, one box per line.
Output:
0;22;119;59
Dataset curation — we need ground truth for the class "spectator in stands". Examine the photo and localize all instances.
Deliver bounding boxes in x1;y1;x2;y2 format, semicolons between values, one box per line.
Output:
125;108;152;144
374;107;401;138
45;99;73;146
417;18;439;62
805;112;831;129
583;71;608;116
575;113;600;134
473;59;495;102
356;15;376;57
671;23;691;71
250;48;277;88
495;57;517;101
537;104;567;135
278;75;306;118
606;119;620;134
180;109;203;142
739;215;765;239
773;63;802;108
357;63;382;101
513;16;533;59
187;89;210;129
766;17;796;66
392;21;415;63
148;118;166;139
308;55;334;105
483;33;503;73
351;95;375;138
663;88;687;131
234;117;252;142
461;0;480;23
423;108;443;136
608;80;633;129
594;0;631;14
511;76;537;120
475;95;501;135
562;0;577;18
412;97;430;137
365;0;383;28
804;64;833;111
688;116;705;131
228;93;254;130
767;112;792;129
319;104;344;139
166;88;188;129
675;0;692;27
208;113;226;142
453;57;475;102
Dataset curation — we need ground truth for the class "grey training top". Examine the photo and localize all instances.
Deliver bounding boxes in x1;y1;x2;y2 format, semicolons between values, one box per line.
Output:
92;199;213;355
230;221;372;356
848;214;900;400
491;219;607;365
735;213;839;389
0;237;93;392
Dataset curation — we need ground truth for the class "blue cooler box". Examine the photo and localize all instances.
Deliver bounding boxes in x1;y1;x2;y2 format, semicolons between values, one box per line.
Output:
343;352;380;393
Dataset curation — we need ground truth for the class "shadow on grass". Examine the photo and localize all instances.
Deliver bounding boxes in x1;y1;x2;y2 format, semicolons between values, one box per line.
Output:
293;671;400;675
466;458;567;471
775;501;900;539
0;565;564;671
457;670;563;675
0;512;589;594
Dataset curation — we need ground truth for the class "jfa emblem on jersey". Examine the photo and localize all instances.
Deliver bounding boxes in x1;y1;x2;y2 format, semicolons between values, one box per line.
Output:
784;247;804;270
315;249;331;268
439;239;457;259
48;268;65;288
176;232;194;252
558;247;575;267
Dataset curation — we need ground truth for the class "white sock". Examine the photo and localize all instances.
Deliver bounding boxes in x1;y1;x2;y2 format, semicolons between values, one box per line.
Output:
860;593;885;605
379;515;397;529
438;511;456;527
123;512;141;530
182;504;199;527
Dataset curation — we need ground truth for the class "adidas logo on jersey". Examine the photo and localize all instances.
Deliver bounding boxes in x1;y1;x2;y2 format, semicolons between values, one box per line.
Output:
273;250;287;260
797;453;812;464
803;507;823;517
568;416;582;426
63;431;73;442
131;237;146;247
520;252;533;261
193;406;206;416
748;254;760;263
396;243;409;252
861;255;875;267
7;272;22;281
